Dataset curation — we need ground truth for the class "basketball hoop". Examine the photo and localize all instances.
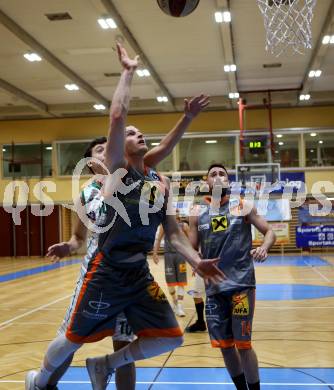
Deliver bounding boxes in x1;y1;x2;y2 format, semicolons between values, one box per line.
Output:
257;0;317;56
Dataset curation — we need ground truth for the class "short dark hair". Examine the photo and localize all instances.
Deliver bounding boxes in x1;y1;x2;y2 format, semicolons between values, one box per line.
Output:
207;163;228;175
84;136;107;173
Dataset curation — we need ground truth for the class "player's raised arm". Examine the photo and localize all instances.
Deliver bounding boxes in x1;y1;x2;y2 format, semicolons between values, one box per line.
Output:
105;43;139;173
247;206;276;262
144;94;210;167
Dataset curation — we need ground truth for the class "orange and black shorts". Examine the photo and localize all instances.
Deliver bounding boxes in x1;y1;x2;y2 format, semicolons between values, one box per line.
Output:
206;288;255;350
66;252;183;344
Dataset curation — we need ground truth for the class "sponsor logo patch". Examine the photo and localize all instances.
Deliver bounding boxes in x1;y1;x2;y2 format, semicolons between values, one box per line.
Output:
147;281;167;302
211;215;228;232
232;293;249;316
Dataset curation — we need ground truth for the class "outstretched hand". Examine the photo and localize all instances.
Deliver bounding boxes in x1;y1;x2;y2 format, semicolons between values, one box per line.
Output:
195;258;225;284
116;43;139;71
46;242;71;263
184;94;210;119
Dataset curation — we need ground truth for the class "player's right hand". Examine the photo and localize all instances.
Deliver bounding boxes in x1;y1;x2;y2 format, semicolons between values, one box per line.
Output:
116;43;139;72
152;253;160;264
46;242;71;263
195;258;225;284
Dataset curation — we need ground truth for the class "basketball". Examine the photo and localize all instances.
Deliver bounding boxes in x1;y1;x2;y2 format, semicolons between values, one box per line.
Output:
156;0;200;17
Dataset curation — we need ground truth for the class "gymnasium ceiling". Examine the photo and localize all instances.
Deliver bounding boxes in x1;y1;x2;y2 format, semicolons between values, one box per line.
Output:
0;0;333;120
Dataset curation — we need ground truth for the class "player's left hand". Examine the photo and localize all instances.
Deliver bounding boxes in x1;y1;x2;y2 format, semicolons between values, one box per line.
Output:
250;246;268;262
184;94;210;119
116;43;139;71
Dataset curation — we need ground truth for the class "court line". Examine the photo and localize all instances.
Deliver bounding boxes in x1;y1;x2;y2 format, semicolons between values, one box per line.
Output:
1;380;334;386
304;261;332;283
0;294;72;329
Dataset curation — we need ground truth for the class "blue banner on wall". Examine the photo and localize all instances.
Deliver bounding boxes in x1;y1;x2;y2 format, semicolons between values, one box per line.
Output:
298;204;334;224
296;225;334;247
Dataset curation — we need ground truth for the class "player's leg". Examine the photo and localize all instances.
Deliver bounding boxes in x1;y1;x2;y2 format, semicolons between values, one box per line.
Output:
164;253;178;309
174;257;187;317
86;276;183;389
186;274;206;332
232;288;260;389
206;293;248;390
112;313;137;390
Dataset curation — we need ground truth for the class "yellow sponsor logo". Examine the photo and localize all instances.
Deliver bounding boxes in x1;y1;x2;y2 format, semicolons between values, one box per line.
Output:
147;281;167;302
232;293;249;316
211;215;228;232
179;263;187;273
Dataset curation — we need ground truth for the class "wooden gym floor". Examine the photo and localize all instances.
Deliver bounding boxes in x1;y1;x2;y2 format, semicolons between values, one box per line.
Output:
0;254;333;389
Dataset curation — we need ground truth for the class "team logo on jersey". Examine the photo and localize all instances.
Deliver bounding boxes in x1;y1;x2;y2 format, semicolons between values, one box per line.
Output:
198;223;210;231
88;301;111;311
147;281;167;302
232;293;249;316
211;215;228;232
179;263;187;273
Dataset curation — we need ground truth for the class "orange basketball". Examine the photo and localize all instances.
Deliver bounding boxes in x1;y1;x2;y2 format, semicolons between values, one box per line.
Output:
157;0;200;17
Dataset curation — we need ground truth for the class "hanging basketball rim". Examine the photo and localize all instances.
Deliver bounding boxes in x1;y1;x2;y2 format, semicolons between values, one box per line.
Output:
257;0;317;56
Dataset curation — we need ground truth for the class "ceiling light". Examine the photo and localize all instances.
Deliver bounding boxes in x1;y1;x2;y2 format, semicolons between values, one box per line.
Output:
136;69;150;77
319;140;323;144
315;70;322;77
151;142;160;146
224;64;236;72
309;69;322;78
206;140;217;144
98;17;117;29
276;134;283;138
2;148;6;152
275;150;279;154
93;104;106;110
65;84;79;91
308;70;315;78
156;96;168;103
322;35;334;45
278;141;284;146
24;53;42;62
215;11;231;23
310;149;314;153
45;146;53;150
299;94;310;101
229;92;239;99
310;132;317;137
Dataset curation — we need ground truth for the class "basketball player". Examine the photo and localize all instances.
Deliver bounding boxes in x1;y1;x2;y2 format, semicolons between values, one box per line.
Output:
189;164;276;390
43;89;210;390
25;43;223;390
153;210;189;317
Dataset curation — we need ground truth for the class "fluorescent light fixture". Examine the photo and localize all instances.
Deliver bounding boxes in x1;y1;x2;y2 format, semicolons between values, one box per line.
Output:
136;69;150;77
224;64;236;72
24;53;42;62
65;83;79;91
206;140;217;144
229;92;239;99
2;148;6;152
151;142;160;146
310;132;317;137
319;140;323;144
276;134;283;138
93;104;106;111
322;35;330;44
309;69;322;78
299;94;310;101
310;149;314;153
46;146;53;150
98;17;117;29
278;141;284;146
215;11;231;23
156;96;168;103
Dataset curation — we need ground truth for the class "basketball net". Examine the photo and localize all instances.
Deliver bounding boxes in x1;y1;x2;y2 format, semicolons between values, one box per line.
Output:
257;0;317;56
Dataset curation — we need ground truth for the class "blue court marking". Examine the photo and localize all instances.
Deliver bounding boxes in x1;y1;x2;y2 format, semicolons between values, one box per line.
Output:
256;284;334;301
55;367;334;389
256;255;330;267
0;259;82;283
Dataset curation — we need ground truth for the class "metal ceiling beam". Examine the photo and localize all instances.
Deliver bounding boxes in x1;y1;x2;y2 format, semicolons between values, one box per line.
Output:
100;0;176;111
0;8;110;107
216;0;238;109
0;78;56;117
298;0;334;104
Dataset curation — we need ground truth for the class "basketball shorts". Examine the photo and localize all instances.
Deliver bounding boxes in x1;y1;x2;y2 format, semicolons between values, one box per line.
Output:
206;288;255;350
164;252;187;286
58;264;135;343
65;252;183;344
